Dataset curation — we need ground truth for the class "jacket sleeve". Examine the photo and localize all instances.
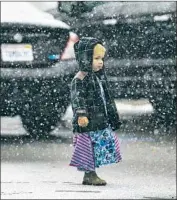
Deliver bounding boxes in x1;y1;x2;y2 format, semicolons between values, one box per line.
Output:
71;78;88;117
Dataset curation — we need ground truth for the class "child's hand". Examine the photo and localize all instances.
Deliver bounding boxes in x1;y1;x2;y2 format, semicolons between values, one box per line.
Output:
78;116;89;127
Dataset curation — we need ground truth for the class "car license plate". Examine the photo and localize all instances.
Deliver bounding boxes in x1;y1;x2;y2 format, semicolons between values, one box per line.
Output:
1;44;34;62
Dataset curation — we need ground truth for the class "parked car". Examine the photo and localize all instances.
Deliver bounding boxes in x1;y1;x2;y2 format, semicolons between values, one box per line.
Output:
1;2;78;138
55;1;176;129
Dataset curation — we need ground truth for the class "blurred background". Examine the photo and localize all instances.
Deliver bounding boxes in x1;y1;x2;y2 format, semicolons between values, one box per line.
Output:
1;1;176;140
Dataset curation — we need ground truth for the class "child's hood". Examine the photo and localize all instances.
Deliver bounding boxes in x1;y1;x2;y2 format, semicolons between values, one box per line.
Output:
74;37;103;72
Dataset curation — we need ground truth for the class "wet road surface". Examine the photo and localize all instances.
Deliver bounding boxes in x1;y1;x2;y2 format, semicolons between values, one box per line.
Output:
1;100;176;199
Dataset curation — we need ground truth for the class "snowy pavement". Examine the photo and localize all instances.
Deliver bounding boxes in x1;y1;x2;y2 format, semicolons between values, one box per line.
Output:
1;137;176;199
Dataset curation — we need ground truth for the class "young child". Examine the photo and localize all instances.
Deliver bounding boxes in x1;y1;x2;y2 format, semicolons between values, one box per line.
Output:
69;37;122;186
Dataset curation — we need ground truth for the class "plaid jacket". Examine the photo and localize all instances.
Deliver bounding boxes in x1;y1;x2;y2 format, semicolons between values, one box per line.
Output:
71;72;121;133
71;37;121;133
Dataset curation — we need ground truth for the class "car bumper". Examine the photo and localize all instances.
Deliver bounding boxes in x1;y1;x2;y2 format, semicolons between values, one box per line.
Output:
1;60;78;115
104;58;176;99
1;60;78;79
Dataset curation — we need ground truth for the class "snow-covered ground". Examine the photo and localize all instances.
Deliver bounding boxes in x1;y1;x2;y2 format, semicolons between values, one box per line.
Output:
1;136;176;199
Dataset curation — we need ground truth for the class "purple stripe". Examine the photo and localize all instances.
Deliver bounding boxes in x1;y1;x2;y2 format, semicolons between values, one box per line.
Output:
115;137;120;145
70;160;94;171
75;143;92;153
77;137;90;145
71;149;93;162
70;159;95;169
73;135;90;147
71;158;94;168
115;154;121;162
114;136;120;148
72;150;92;162
71;146;94;163
117;155;122;162
115;143;120;151
70;157;89;166
70;134;95;169
73;136;93;153
74;146;92;157
74;145;92;154
76;139;91;148
70;160;79;166
70;157;94;169
74;134;93;152
113;135;122;161
115;151;122;161
78;139;90;147
73;133;89;142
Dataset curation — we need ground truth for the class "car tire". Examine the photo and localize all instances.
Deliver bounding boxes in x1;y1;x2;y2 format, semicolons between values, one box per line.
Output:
21;112;60;139
150;96;176;130
21;100;69;139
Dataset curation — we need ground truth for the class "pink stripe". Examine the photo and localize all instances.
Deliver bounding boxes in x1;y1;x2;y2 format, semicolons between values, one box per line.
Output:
71;157;89;165
71;157;94;168
70;156;94;168
75;142;92;152
74;146;92;156
113;135;122;161
73;136;93;153
71;144;94;165
77;137;90;145
70;134;94;168
70;160;94;170
114;136;120;149
73;134;89;144
72;150;92;161
72;147;93;160
72;157;94;167
77;133;89;138
73;135;91;149
76;137;91;146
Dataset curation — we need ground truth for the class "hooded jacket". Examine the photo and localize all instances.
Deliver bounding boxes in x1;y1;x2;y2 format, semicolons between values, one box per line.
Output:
71;37;121;133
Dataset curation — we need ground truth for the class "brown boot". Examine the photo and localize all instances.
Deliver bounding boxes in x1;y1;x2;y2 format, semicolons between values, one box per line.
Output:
82;171;107;186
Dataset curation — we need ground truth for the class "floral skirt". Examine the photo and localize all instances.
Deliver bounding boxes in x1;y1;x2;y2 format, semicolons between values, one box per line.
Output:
69;127;122;171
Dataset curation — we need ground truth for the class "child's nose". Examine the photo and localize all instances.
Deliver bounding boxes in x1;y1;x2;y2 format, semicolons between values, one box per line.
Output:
99;60;103;64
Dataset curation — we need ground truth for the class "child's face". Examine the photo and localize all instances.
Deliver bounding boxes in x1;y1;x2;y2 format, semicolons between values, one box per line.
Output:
92;44;106;72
